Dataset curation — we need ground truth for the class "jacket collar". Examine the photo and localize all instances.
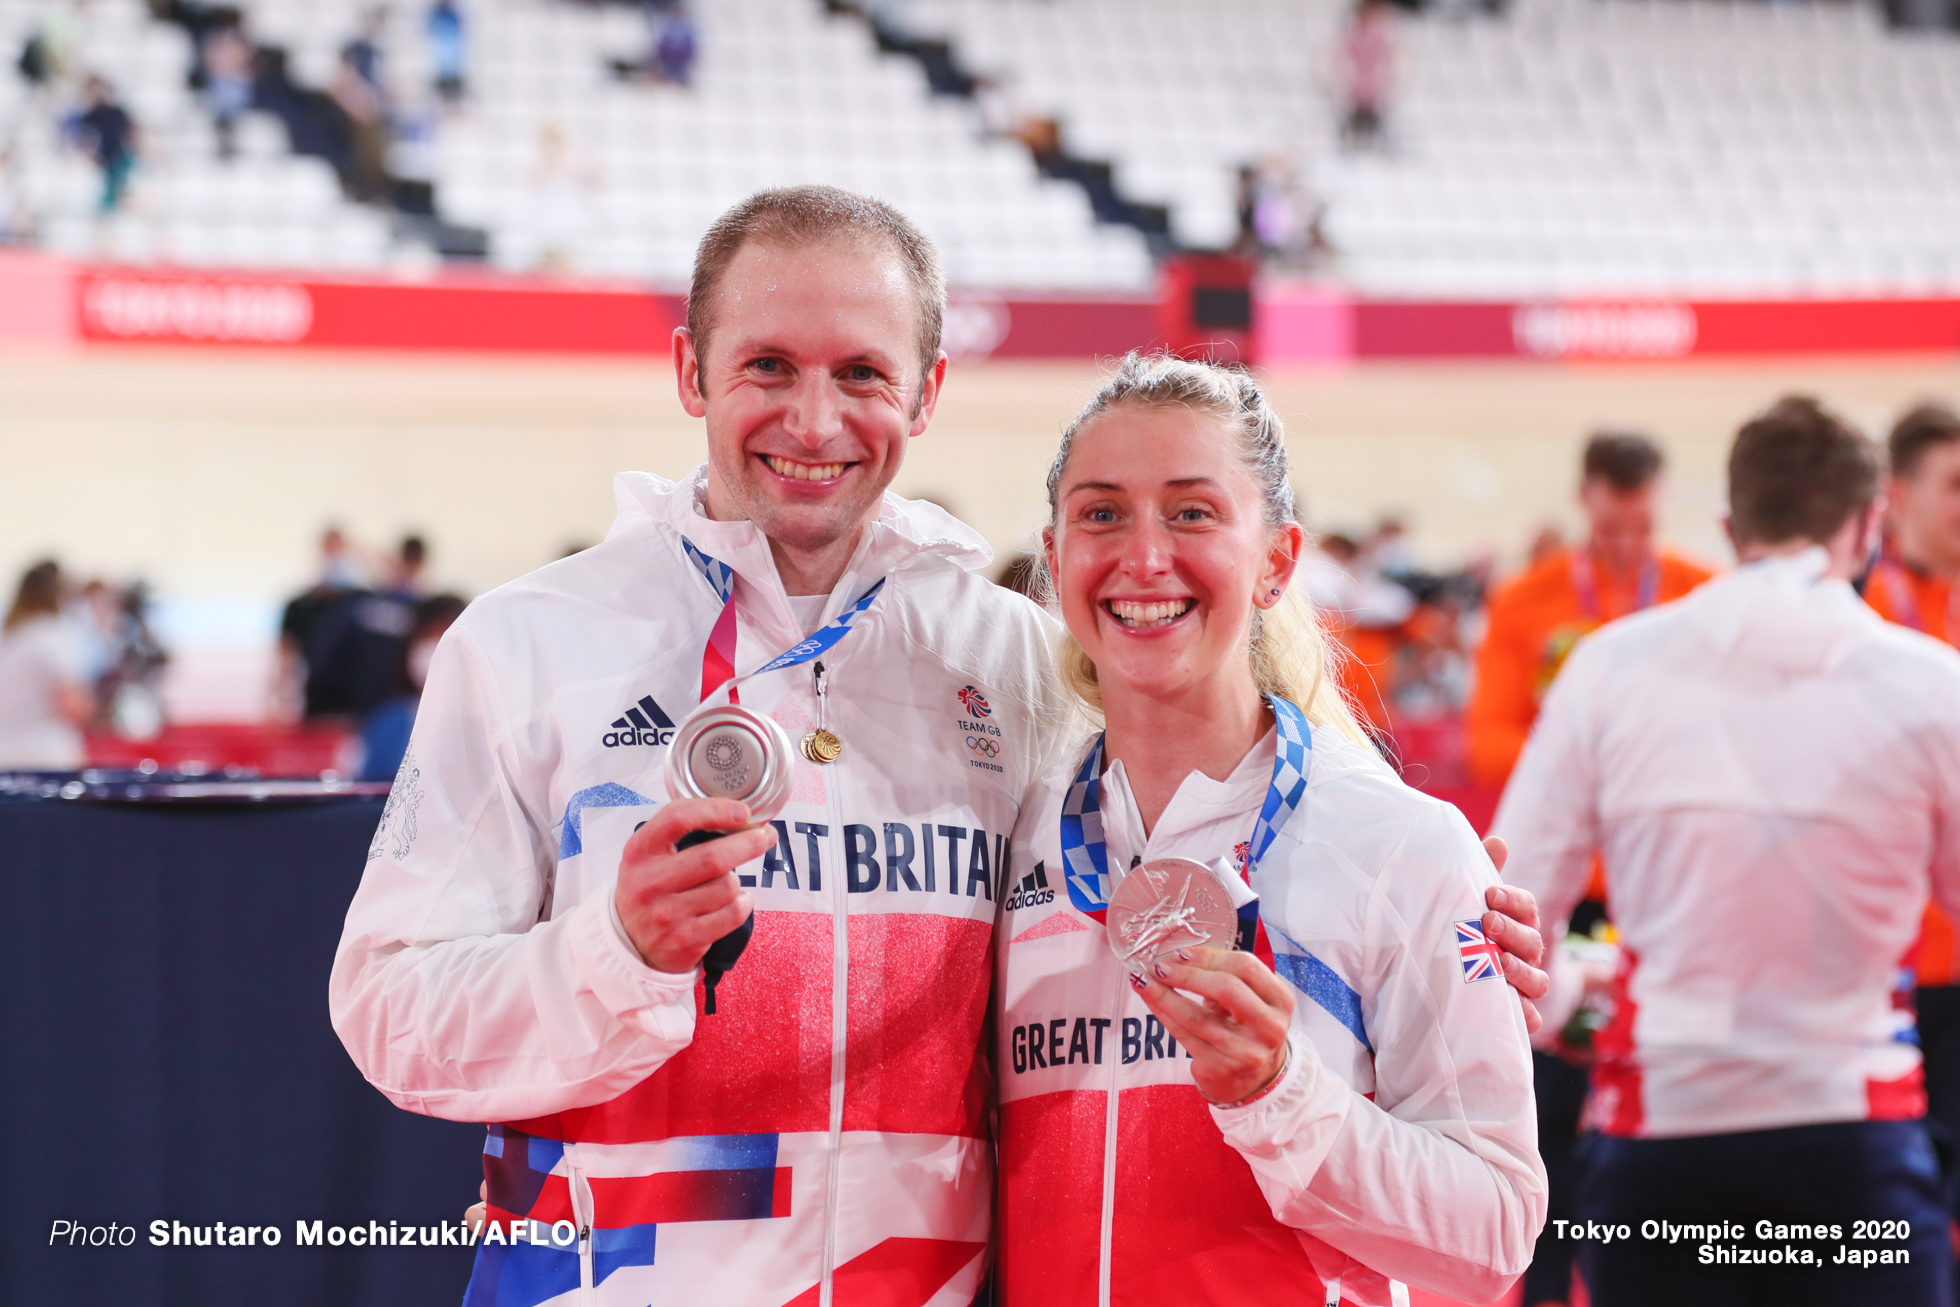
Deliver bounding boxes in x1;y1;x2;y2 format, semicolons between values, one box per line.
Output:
606;465;993;616
1688;546;1877;675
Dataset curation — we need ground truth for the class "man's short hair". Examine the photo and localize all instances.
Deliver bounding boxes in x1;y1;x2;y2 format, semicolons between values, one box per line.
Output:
1887;402;1960;481
687;185;946;386
1727;395;1881;547
1582;430;1664;492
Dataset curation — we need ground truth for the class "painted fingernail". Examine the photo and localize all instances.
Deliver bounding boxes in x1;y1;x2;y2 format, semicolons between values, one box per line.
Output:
1175;949;1193;961
1153;962;1171;979
1128;970;1148;988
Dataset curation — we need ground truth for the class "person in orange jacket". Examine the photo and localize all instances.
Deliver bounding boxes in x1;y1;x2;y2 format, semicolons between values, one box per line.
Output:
1868;401;1960;661
1470;429;1714;1307
1468;431;1714;792
1867;402;1960;1237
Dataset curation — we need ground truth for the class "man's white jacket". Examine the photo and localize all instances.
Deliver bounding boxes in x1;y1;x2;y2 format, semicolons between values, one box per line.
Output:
331;468;1068;1307
1496;549;1960;1139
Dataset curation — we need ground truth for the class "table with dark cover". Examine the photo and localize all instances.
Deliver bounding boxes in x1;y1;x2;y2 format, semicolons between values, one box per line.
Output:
0;789;483;1307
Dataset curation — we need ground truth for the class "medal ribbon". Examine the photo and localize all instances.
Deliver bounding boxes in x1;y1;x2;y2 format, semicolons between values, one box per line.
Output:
681;537;885;704
1570;550;1660;622
1060;695;1314;922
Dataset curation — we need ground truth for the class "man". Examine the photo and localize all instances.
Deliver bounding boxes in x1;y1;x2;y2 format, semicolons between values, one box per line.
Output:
1498;396;1960;1304
1867;402;1960;1231
1468;430;1713;791
331;186;1547;1305
1469;429;1712;1307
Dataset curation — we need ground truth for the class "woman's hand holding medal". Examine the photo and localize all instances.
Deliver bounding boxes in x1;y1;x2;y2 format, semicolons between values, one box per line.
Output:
1130;946;1297;1107
614;798;774;974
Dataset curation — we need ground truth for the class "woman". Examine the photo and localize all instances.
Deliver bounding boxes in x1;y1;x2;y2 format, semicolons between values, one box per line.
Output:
997;355;1544;1306
0;560;93;770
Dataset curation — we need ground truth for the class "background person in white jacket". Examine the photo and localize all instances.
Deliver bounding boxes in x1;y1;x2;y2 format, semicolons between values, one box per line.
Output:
333;186;1551;1306
1497;396;1960;1306
999;354;1546;1307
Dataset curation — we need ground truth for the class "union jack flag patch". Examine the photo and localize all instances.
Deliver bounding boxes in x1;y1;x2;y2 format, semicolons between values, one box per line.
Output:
1455;919;1504;983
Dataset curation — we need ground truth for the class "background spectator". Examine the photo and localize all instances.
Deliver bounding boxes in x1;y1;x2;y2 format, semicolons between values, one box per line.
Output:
1467;431;1712;792
427;0;467;106
330;50;389;202
16;3;82;97
0;137;33;244
1338;0;1394;153
15;25;54;90
295;533;436;726
0;560;92;770
277;526;362;722
68;75;137;214
526;121;599;274
342;6;390;105
613;0;698;87
200;25;254;161
356;591;465;781
652;2;699;88
383;533;428;599
84;580;168;739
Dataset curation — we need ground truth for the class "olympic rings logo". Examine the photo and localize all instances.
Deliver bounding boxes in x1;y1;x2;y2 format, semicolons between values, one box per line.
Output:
965;736;1000;758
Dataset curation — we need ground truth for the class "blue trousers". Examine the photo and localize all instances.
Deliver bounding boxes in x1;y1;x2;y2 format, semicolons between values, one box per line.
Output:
1575;1120;1953;1306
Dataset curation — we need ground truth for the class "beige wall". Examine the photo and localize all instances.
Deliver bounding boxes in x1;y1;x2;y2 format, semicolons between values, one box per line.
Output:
3;344;1956;714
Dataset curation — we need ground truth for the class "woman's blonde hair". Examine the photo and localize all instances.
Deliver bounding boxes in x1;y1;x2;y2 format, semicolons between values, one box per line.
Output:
1040;352;1370;748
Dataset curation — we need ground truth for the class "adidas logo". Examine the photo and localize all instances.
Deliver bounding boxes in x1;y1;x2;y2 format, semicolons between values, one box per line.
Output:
603;694;678;748
1003;861;1054;911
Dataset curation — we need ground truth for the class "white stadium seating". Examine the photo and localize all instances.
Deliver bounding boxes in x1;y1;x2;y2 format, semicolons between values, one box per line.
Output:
0;0;1954;296
0;0;1155;288
906;0;1960;297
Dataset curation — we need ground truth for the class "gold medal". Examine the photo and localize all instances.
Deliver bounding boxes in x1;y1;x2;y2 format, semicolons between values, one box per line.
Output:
800;729;842;765
800;660;842;764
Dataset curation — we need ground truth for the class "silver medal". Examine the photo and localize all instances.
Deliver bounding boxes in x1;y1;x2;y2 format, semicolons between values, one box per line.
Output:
664;703;797;823
1105;857;1240;975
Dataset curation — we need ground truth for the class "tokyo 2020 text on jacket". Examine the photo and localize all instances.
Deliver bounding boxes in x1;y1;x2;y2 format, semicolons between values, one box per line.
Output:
999;720;1547;1307
331;468;1074;1307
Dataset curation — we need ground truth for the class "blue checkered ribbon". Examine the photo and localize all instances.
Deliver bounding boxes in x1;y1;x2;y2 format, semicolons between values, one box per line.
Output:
1251;695;1313;867
679;537;885;696
1059;734;1111;914
1060;695;1313;917
681;538;736;604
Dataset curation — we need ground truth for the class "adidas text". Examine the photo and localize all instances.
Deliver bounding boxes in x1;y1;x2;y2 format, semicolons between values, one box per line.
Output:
1004;861;1054;911
605;693;678;747
604;727;674;748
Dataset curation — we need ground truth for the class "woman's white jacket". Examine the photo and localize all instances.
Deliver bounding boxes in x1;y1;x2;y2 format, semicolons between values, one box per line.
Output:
997;727;1547;1307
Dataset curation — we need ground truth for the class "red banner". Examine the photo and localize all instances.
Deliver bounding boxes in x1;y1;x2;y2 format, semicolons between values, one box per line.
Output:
1351;297;1960;360
76;267;677;353
30;261;1960;361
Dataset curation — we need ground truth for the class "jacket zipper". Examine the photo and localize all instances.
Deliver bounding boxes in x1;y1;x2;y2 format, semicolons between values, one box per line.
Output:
817;656;849;1307
566;1147;596;1305
1098;967;1124;1307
